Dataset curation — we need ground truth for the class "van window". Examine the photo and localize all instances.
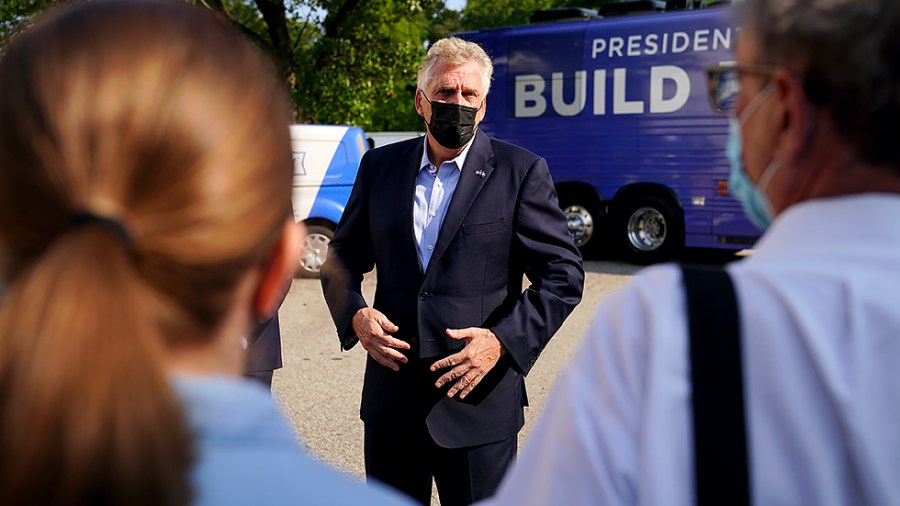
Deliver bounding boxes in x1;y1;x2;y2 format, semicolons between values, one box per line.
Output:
333;143;349;166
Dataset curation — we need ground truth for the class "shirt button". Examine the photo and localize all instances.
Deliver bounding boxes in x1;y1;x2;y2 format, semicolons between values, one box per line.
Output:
430;212;436;217
427;245;434;250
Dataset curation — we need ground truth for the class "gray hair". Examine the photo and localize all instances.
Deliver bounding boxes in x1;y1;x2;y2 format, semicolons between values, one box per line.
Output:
417;37;493;96
740;0;900;167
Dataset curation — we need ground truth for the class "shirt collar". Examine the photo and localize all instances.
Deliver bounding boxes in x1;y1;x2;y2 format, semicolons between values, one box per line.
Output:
419;130;477;174
746;193;900;261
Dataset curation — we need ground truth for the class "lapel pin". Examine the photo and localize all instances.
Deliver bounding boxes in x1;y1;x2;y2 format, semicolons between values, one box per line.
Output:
475;170;486;178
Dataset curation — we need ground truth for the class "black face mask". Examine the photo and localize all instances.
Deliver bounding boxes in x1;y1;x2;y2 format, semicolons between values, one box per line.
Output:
423;95;481;150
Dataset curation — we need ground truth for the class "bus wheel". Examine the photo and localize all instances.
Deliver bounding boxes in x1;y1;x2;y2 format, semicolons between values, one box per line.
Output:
558;194;603;257
296;224;334;278
617;195;683;264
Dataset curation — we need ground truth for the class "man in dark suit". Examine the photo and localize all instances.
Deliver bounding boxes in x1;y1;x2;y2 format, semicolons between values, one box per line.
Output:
321;37;584;506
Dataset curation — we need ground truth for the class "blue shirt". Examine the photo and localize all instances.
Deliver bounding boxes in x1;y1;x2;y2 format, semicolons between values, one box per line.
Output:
413;133;475;269
172;374;411;506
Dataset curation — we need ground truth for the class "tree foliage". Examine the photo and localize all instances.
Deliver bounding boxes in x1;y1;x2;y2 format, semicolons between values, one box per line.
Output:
0;0;55;47
462;0;622;30
186;0;445;130
298;0;433;131
462;0;556;29
1;0;657;130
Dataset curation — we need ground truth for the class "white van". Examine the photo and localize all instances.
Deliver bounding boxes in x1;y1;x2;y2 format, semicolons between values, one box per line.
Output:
290;124;368;277
365;131;423;149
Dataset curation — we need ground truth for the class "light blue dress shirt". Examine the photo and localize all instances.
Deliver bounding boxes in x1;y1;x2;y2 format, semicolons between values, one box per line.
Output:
413;133;475;269
172;374;411;506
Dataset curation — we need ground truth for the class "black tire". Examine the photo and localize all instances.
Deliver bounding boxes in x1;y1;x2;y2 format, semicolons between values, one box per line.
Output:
558;192;604;258
616;194;684;264
296;224;334;278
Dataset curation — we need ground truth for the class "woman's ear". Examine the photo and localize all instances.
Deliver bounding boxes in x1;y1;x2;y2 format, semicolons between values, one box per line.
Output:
254;219;305;319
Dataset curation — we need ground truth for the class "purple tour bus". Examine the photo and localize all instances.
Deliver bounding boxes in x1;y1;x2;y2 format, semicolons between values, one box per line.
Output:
458;2;759;263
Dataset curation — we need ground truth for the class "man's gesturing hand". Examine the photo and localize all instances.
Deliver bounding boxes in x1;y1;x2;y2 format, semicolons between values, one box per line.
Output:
430;328;506;399
352;308;409;371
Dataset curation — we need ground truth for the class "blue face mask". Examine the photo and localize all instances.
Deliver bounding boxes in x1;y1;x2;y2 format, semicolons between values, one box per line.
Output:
726;83;780;230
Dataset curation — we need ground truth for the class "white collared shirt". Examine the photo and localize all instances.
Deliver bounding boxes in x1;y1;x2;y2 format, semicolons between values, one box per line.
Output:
413;132;476;269
482;193;900;505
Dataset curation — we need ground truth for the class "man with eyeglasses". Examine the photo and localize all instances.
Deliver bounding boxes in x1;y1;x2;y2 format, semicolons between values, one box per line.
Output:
479;0;900;505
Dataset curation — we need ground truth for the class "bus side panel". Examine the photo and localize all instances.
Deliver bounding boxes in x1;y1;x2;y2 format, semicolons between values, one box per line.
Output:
463;8;759;250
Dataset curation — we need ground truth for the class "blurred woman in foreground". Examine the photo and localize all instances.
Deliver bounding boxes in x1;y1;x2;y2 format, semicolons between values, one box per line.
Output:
0;1;407;504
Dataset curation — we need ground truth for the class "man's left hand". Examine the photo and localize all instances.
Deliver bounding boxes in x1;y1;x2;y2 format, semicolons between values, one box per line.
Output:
430;327;506;399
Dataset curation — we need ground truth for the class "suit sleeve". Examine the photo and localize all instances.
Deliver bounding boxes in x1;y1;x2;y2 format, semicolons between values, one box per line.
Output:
320;152;376;350
491;156;585;375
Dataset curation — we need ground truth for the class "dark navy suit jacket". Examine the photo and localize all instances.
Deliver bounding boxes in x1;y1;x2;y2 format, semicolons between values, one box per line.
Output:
245;279;291;376
245;314;282;374
321;131;584;448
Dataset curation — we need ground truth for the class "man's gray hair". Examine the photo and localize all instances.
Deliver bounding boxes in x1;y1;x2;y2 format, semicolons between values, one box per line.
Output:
417;37;493;96
741;0;900;166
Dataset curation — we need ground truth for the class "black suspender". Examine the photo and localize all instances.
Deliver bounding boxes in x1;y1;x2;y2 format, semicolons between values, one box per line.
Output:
681;264;751;506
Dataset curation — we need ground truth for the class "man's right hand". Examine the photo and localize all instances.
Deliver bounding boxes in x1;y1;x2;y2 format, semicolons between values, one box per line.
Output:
352;308;410;371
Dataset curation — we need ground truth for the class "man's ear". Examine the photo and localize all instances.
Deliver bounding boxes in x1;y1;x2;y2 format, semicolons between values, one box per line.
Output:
476;96;487;124
772;69;810;164
254;219;305;319
415;88;426;117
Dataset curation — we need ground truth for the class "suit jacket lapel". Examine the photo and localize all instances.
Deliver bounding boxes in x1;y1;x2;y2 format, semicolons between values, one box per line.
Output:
426;131;495;276
396;140;425;273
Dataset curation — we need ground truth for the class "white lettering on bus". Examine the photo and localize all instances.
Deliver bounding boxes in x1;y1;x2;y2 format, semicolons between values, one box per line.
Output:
713;28;731;51
627;35;641;56
609;37;624;58
551;71;587;116
592;38;606;57
513;65;692;118
613;68;644;114
593;69;606;115
590;28;733;59
645;33;659;55
514;74;546;117
693;29;710;52
671;32;690;53
649;65;690;113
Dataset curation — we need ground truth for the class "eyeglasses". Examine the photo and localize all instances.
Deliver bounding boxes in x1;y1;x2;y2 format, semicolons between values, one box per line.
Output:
706;62;775;114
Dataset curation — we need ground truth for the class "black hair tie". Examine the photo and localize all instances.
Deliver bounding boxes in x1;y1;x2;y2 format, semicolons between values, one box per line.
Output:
67;212;133;249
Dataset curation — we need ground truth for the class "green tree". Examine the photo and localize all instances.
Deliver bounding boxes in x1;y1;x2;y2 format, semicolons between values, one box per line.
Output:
0;0;445;130
461;0;621;30
196;0;439;130
462;0;555;29
1;0;55;47
427;4;464;44
297;0;433;131
0;0;632;130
